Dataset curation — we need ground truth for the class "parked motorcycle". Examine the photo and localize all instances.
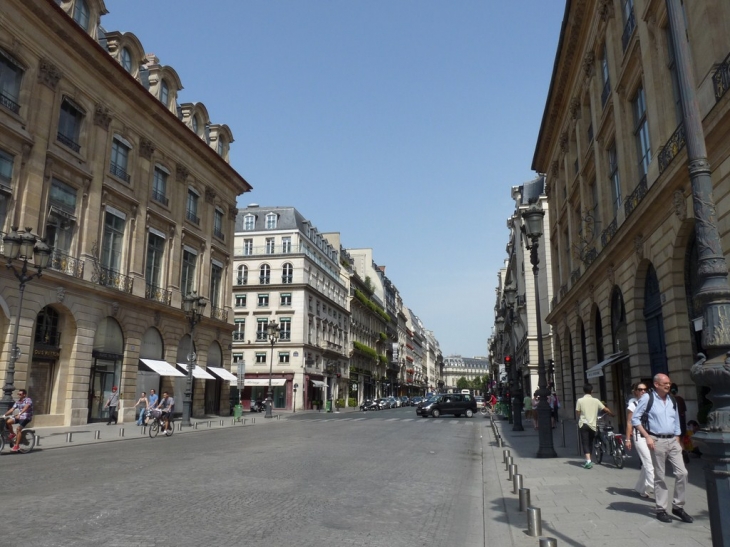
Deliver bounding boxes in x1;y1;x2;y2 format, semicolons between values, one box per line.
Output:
250;400;265;413
359;399;379;411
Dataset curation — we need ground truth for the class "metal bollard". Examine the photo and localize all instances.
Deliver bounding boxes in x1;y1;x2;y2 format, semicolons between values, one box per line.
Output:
142;425;147;434
208;420;212;428
508;463;517;481
66;432;73;442
194;422;198;429
527;506;542;537
539;538;558;547
35;434;40;446
220;419;224;426
119;428;124;437
561;419;566;448
243;418;247;425
505;456;513;471
94;430;101;440
252;417;255;424
177;421;182;431
231;418;236;425
519;488;530;511
503;449;511;463
513;473;523;494
497;436;503;447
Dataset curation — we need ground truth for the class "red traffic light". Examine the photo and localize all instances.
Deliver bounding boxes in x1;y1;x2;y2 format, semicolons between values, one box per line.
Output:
505;355;512;363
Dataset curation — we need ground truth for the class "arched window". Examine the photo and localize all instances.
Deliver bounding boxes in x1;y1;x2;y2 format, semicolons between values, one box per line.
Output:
73;0;90;31
259;264;270;284
236;264;247;285
159;80;169;106
192;116;199;135
282;263;293;283
120;48;132;73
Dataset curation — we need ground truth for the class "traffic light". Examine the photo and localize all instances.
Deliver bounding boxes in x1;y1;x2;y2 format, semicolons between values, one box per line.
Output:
505;355;512;365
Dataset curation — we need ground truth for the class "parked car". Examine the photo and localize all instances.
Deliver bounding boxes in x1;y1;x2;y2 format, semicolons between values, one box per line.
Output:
400;396;410;407
376;398;389;410
387;396;398;408
410;396;423;407
360;399;380;411
420;393;477;418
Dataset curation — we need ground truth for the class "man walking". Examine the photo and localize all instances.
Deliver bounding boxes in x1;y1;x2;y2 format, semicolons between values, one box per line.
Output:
105;386;119;425
632;373;692;523
576;383;614;469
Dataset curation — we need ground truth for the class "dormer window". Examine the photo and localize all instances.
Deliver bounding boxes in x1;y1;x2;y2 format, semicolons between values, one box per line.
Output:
159;80;169;107
120;48;132;73
265;213;277;229
192;116;199;135
244;214;255;230
73;0;90;31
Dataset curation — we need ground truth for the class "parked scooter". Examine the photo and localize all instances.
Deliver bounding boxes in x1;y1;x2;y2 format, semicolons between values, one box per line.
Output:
250;400;265;413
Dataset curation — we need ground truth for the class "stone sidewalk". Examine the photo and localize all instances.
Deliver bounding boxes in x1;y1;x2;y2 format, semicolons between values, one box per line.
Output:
484;415;712;547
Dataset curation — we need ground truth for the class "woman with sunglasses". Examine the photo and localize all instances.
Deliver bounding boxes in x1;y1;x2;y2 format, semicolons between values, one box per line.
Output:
625;382;654;498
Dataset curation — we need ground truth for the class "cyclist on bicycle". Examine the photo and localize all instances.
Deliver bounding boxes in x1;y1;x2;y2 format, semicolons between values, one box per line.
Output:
155;391;174;432
3;389;33;452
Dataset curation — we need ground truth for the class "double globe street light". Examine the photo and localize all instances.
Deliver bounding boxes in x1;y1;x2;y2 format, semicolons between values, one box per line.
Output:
1;227;51;413
182;291;206;427
265;320;280;418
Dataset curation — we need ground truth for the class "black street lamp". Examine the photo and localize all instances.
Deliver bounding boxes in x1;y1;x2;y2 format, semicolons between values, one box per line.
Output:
521;203;557;458
505;284;524;431
182;291;206;427
265;320;280;418
1;227;51;414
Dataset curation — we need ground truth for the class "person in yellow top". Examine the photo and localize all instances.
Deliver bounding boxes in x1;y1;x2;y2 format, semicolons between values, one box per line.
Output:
576;383;614;469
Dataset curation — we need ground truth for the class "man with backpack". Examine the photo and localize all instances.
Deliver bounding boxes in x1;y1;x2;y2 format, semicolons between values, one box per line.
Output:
632;373;692;524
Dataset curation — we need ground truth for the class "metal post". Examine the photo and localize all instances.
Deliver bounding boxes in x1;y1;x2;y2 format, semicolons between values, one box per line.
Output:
94;430;101;440
539;538;558;547
65;432;72;442
265;321;279;419
119;428;124;437
513;473;523;494
503;449;511;463
527;507;542;537
505;456;513;471
508;463;517;481
519;488;530;512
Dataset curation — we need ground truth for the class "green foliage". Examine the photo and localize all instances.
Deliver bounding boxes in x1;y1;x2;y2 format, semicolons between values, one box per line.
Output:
456;377;470;390
378;354;389;365
335;399;345;408
348;398;357;408
353;341;378;360
354;289;391;323
379;332;387;341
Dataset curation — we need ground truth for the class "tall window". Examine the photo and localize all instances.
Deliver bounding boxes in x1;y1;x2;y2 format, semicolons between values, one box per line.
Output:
145;232;165;288
257;294;269;308
101;210;125;272
255;352;267;364
192;116;199;135
257;319;268;341
266;213;277;229
243;239;253;256
46;179;77;254
260;264;270;284
608;143;621;216
265;237;275;254
0;50;23;114
244;214;255;230
601;44;611;108
233;319;245;341
236;264;248;285
110;137;130;182
159;80;169;106
58;99;83;152
282;263;293;283
282;236;291;253
633;86;651;177
235;294;246;307
279;318;291;341
120;48;132;73
186;189;199;224
0;149;11;229
279;352;290;364
72;0;90;31
181;249;197;297
214;209;224;240
280;293;292;306
152;167;168;205
210;263;222;309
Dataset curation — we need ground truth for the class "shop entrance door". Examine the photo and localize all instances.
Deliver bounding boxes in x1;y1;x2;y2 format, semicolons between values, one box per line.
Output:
89;360;118;422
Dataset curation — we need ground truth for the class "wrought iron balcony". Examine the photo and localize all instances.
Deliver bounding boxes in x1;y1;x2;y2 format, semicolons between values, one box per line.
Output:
570;268;581;285
145;282;171;305
210;306;228;322
92;266;133;293
186;210;200;225
713;51;730;102
281;275;292;283
622;9;636;52
280;332;291;341
0;92;20;114
560;284;568;297
235;276;247;286
233;332;245;341
151;189;169;206
57;132;80;153
213;228;225;241
658;123;686;175
583;247;597;267
256;333;267;342
259;276;270;285
600;217;618;248
551;295;558;311
109;162;130;182
624;175;648;218
48;249;85;278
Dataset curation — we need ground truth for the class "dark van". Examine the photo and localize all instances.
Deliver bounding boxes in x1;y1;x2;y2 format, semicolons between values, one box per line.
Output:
420;393;477;418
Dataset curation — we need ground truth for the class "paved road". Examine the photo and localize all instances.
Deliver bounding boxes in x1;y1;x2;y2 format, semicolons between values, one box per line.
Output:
3;408;488;546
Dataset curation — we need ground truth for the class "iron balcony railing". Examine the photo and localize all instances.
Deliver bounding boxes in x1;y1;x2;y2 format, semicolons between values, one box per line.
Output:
233;332;245;341
259;276;270;284
48;249;85;279
256;333;267;342
622;9;636;52
145;282;172;305
92;266;133;293
57;132;80;153
210;306;228;322
280;332;291;341
213;228;225;241
281;275;293;283
713;51;730;102
151;189;169;206
186;210;200;225
600;217;618;248
658;123;686;175
109;162;130;182
235;277;247;285
570;268;581;285
0;92;20;114
624;175;648;218
583;247;597;267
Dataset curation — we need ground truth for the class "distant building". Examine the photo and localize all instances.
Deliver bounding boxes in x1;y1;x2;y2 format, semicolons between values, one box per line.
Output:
441;356;489;392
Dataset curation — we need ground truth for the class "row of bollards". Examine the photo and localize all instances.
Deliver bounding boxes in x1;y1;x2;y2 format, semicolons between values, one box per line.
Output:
494;418;558;546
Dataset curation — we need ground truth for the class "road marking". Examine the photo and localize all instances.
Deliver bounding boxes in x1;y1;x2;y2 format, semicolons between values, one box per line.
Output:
386;418;399;421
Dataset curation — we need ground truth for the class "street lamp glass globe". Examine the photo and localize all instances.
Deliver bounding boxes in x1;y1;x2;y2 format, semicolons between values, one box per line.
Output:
522;204;545;239
34;238;52;269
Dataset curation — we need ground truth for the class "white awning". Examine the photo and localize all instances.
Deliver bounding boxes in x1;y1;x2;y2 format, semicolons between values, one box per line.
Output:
207;367;237;382
311;380;327;388
176;363;216;380
244;378;286;386
140;359;186;377
586;352;627;379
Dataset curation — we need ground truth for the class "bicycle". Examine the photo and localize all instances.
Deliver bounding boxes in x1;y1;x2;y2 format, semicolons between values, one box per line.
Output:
480;403;494;415
593;414;625;468
0;417;36;453
146;409;174;438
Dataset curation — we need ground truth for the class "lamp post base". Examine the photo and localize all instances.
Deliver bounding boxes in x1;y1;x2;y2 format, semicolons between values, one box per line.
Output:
536;403;557;458
264;397;273;418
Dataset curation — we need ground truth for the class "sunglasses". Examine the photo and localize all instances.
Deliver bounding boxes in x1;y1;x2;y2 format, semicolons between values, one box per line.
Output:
636;387;647;391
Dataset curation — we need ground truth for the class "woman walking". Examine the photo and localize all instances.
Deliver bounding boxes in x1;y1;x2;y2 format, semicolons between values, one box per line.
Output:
134;391;148;426
625;382;654;498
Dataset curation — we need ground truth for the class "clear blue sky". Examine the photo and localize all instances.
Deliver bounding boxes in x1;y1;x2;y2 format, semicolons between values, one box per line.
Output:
104;1;564;358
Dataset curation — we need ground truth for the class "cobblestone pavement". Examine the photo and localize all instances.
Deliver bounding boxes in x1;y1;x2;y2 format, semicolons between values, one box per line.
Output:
1;408;488;547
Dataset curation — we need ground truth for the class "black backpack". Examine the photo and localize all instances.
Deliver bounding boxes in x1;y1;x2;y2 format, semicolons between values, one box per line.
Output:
640;389;677;433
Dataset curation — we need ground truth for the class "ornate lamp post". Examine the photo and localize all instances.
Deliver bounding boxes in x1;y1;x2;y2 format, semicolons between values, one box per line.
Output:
182;291;206;427
505;284;524;431
522;203;557;458
1;228;51;413
265;320;280;418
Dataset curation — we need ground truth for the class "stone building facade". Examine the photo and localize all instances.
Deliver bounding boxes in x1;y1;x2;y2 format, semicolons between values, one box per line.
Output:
0;0;250;425
532;0;730;431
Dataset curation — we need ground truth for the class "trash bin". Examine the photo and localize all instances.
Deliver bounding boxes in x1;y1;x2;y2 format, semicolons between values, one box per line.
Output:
233;404;242;419
326;400;332;413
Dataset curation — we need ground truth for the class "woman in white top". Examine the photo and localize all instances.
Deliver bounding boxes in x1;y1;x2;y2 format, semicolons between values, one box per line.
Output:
625;382;654;497
134;391;148;426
